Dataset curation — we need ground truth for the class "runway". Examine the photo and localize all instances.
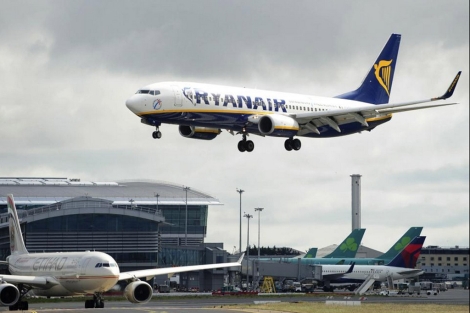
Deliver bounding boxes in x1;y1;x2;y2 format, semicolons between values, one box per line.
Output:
2;289;468;312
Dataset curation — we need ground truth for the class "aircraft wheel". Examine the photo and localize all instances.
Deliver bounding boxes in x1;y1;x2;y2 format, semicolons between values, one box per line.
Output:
85;299;95;308
292;138;301;151
245;140;254;152
284;139;293;151
238;141;246;152
18;301;28;310
152;131;162;139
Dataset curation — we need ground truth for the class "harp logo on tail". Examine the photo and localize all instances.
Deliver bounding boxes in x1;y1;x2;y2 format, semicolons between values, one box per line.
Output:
374;59;393;96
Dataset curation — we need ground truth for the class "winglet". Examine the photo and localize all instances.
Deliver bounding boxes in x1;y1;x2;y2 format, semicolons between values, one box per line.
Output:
237;253;245;264
432;71;461;100
346;262;355;274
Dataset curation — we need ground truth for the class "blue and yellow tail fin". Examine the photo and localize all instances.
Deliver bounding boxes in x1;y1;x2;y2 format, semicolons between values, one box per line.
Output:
335;33;401;104
323;228;366;258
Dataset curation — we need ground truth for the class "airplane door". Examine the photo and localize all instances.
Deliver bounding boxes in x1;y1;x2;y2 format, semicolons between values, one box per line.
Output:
172;85;183;106
79;258;91;276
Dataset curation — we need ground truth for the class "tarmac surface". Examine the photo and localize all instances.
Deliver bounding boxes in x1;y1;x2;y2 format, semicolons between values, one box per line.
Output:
1;289;468;312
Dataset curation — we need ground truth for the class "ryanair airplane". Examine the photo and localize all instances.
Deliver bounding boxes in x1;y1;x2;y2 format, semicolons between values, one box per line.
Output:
126;34;461;152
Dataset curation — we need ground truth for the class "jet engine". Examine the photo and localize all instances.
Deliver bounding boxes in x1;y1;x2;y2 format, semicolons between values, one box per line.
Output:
258;114;299;136
178;125;221;140
0;283;20;306
124;281;153;304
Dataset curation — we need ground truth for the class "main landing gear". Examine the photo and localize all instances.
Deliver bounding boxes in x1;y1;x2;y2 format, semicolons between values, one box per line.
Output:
284;138;301;151
8;284;30;311
152;126;162;139
238;134;254;152
84;293;105;309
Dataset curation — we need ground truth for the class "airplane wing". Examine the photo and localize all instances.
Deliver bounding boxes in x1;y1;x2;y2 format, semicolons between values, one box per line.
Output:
118;254;243;281
397;269;424;276
0;274;58;288
291;71;461;134
321;263;355;281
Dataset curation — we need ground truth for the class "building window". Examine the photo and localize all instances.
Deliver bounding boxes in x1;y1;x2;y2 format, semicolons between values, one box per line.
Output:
421;263;426;266
447;257;451;261
438;263;442;266
431;257;435;261
454;257;459;261
438;257;442;261
464;257;467;261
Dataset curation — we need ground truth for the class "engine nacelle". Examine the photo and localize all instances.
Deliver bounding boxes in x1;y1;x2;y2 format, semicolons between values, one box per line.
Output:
179;125;221;140
124;281;153;304
0;283;20;306
258;114;299;136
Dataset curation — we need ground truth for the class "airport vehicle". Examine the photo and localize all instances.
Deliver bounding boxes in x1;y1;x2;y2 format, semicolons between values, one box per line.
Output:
281;227;423;266
0;195;242;310
125;34;461;152
319;236;426;292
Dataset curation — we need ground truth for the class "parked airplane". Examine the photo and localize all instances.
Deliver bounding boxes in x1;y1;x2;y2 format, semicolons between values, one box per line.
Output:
320;236;426;292
280;226;422;266
0;195;242;311
258;228;365;262
322;228;366;258
125;33;461;152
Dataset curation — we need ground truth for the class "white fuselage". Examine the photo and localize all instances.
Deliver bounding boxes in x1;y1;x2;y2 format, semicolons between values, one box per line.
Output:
7;251;120;296
322;264;423;283
125;82;390;138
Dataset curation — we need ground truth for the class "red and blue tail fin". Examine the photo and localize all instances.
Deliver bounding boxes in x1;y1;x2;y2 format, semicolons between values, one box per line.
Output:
335;34;401;104
386;236;425;268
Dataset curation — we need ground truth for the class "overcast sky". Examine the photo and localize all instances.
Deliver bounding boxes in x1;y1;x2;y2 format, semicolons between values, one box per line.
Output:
1;0;468;254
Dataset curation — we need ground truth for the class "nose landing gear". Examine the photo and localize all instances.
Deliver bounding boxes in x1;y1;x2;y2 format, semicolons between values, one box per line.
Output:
152;126;162;139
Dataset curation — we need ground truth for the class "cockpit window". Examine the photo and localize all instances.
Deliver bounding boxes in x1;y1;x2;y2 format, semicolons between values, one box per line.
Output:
95;262;118;268
136;89;150;94
149;90;161;95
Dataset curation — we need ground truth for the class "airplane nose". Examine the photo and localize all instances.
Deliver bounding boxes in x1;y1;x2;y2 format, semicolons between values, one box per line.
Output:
125;97;138;113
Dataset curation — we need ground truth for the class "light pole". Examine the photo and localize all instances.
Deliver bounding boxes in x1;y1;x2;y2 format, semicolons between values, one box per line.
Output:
183;186;190;247
236;188;244;253
254;208;264;261
155;193;160;213
244;212;253;290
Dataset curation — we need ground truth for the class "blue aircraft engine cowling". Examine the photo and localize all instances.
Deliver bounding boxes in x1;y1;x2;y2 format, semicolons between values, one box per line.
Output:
257;114;299;137
0;283;20;306
179;125;221;140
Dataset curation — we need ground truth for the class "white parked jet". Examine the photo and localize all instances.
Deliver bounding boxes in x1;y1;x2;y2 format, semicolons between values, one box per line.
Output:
125;34;461;152
0;194;242;310
319;236;426;292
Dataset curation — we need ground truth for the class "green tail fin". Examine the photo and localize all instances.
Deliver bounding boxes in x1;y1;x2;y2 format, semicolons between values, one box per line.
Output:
323;228;366;258
303;248;318;258
379;227;423;261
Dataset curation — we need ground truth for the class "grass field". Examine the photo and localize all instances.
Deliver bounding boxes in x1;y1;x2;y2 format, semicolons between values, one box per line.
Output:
222;302;469;313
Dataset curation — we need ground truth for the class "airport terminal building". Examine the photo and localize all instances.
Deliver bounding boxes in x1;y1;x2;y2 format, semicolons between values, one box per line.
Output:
0;177;234;290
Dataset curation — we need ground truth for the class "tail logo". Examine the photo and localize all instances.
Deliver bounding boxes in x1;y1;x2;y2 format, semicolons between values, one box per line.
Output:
374;60;393;96
340;238;358;252
394;236;411;251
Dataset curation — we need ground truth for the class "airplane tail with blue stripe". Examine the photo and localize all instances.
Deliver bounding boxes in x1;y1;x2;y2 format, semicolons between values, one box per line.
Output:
386;236;426;268
335;34;401;104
